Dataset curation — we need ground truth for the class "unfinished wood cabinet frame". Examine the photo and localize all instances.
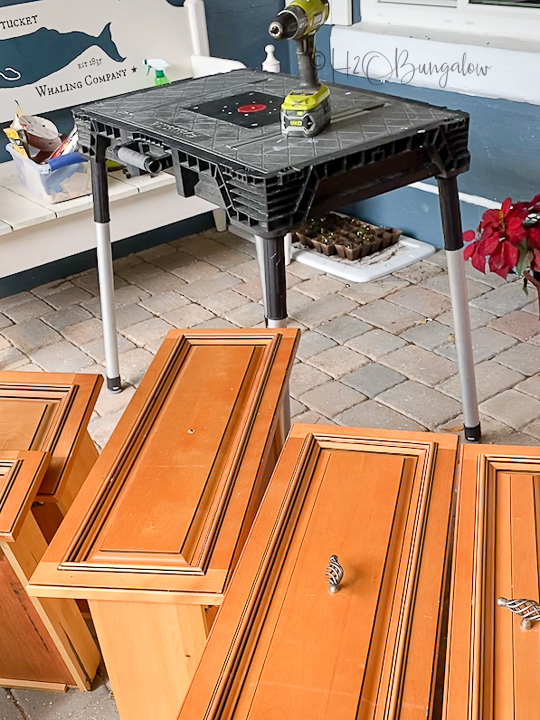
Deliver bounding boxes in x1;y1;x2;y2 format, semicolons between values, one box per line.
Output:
29;329;299;720
0;451;100;691
444;443;540;720
177;425;459;720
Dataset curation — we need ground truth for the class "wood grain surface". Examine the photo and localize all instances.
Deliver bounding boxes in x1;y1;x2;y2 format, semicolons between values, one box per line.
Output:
28;329;299;720
0;372;102;504
177;425;458;720
444;444;540;720
0;548;73;687
0;450;49;542
29;329;299;602
0;450;99;690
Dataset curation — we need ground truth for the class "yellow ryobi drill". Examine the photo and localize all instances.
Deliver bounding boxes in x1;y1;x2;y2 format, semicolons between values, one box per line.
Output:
269;0;331;138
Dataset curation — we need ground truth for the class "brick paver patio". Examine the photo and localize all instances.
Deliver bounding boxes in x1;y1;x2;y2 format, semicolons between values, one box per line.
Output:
2;226;540;717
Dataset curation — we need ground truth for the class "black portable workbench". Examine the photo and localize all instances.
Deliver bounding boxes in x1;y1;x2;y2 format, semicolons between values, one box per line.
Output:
76;68;481;440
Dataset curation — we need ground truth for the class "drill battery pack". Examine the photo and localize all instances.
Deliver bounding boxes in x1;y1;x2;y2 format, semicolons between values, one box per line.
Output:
281;85;331;138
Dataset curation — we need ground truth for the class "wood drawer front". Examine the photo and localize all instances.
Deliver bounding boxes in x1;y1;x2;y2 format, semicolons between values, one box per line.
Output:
444;444;540;720
178;426;458;720
30;329;299;601
0;373;102;503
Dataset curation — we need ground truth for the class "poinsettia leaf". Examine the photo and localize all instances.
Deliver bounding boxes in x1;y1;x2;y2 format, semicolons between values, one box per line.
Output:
482;226;493;240
506;215;525;239
527;227;540;250
501;197;513;215
480;209;500;230
493;264;510;278
531;194;540;206
510;202;529;215
502;240;519;268
463;241;477;260
488;244;505;272
463;230;476;242
483;233;500;255
471;248;486;273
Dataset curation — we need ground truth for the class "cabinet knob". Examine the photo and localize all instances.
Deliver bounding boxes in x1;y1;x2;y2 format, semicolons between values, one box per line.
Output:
497;597;540;630
326;555;343;594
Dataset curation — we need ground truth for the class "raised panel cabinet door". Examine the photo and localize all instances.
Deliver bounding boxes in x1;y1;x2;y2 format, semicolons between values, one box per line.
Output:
28;329;299;720
177;425;459;720
0;451;100;691
0;372;102;510
443;444;540;720
29;329;299;601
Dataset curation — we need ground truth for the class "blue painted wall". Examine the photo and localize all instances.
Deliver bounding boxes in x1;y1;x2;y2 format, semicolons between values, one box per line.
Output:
290;25;540;246
205;0;288;71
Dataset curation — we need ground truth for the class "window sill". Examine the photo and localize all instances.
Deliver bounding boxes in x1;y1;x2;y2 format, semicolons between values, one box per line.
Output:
349;22;539;54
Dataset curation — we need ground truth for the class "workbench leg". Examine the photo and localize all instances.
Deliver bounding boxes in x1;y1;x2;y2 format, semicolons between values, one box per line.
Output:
437;176;481;441
254;235;268;311
255;235;291;436
256;235;288;329
91;156;122;393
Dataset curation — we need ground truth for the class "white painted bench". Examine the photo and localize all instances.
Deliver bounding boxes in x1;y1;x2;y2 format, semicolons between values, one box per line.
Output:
0;162;227;280
0;0;244;281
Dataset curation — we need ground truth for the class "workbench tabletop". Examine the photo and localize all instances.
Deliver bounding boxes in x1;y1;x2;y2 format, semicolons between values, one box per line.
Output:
75;69;467;176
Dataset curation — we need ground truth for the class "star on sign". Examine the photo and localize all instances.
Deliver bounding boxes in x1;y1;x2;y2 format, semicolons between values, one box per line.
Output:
131;66;138;73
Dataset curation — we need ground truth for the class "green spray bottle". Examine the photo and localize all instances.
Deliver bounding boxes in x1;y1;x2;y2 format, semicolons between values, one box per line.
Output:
144;58;170;86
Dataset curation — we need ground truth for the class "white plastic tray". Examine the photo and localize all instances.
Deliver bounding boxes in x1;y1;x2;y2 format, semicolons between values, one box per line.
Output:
290;236;435;283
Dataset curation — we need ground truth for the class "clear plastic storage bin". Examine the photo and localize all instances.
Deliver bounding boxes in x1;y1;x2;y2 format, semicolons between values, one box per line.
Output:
6;144;91;204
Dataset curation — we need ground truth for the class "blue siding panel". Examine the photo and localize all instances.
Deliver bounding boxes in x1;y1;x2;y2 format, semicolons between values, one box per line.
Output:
290;25;538;246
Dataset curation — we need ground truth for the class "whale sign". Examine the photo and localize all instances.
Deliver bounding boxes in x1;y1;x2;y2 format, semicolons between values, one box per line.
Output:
0;0;195;122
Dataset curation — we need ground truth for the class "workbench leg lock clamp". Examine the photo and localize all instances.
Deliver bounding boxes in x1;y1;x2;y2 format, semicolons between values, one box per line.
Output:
107;376;122;393
465;423;482;442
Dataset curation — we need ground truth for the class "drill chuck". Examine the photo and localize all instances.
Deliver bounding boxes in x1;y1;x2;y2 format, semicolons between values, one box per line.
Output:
269;7;307;41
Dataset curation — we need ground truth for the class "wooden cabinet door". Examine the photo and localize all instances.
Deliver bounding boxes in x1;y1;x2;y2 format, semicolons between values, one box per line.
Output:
444;444;540;720
0;451;71;687
177;426;458;720
30;330;299;603
0;372;102;505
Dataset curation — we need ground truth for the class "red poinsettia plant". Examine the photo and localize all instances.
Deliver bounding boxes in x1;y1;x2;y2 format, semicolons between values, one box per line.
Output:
464;195;540;277
464;194;540;315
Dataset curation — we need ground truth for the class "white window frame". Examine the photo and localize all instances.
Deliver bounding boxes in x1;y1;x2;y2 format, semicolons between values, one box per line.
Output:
359;0;540;44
